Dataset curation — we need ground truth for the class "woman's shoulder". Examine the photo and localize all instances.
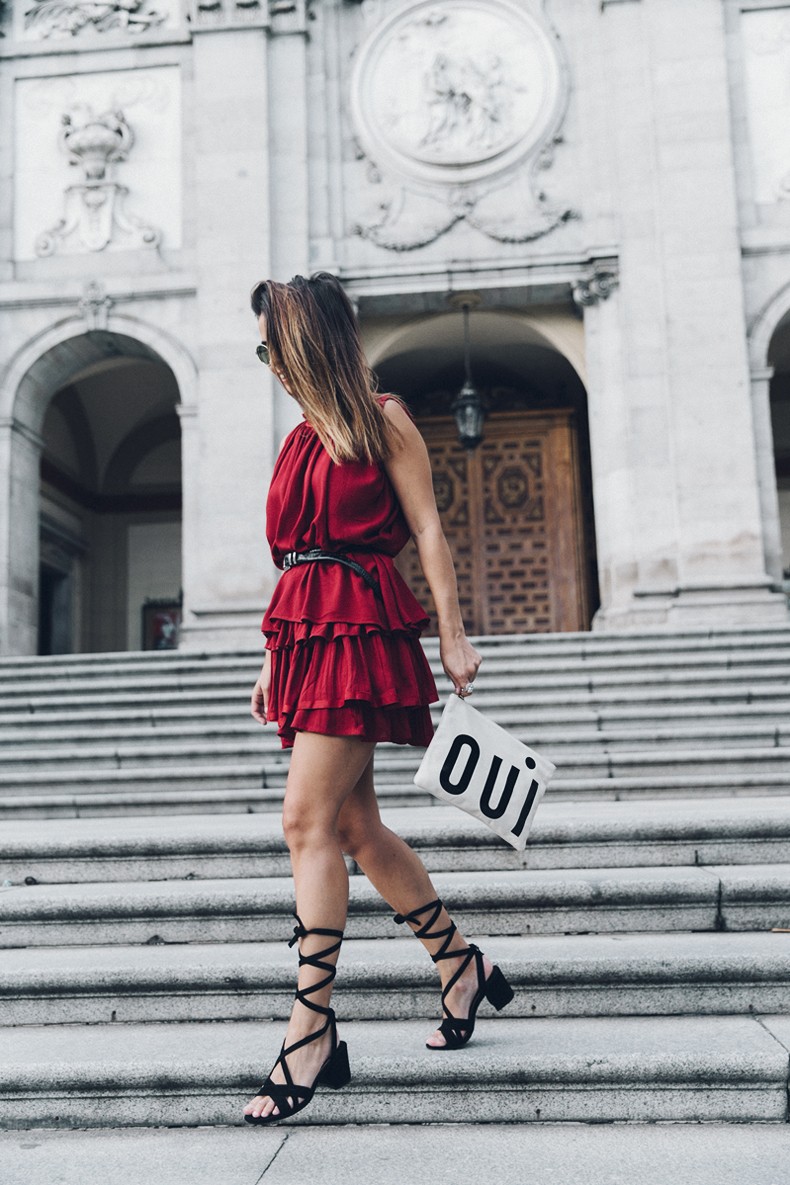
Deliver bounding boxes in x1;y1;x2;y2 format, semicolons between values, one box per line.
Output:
376;393;416;425
273;419;316;468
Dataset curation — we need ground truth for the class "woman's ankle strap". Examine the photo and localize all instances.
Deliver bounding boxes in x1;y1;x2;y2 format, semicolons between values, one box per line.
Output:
288;913;345;948
393;898;469;964
393;898;442;928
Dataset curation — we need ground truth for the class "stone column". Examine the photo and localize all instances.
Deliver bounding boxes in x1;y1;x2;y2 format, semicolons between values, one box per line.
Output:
576;276;662;628
592;0;788;627
175;401;200;644
648;0;785;624
178;15;276;649
267;1;311;445
750;366;783;583
0;420;42;656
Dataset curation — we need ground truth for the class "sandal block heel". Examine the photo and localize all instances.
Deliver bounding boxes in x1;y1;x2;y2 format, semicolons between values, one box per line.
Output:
245;917;350;1125
319;1039;351;1090
395;902;514;1049
484;965;514;1011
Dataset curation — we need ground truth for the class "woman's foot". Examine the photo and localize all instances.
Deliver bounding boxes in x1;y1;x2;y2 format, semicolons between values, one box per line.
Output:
426;948;495;1049
245;915;350;1125
392;899;514;1050
243;1013;335;1121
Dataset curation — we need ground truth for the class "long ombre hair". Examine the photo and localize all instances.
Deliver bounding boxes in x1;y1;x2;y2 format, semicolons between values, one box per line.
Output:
250;272;395;465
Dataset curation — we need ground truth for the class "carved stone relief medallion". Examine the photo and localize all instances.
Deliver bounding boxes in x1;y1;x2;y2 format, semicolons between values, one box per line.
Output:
348;0;571;250
351;0;562;186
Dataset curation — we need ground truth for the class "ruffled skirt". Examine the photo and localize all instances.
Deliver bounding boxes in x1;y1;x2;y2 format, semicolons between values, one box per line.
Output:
265;619;437;749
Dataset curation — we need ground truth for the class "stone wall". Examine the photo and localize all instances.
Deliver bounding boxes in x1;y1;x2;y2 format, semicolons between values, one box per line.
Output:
0;0;789;654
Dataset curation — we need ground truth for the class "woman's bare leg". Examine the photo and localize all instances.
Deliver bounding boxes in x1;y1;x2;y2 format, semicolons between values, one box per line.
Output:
335;756;494;1048
244;732;375;1121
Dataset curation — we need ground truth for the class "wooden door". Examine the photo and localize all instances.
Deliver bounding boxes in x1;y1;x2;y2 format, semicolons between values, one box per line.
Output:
397;410;590;634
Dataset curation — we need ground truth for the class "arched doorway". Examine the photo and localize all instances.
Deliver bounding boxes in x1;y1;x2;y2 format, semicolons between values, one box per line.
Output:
370;311;598;635
40;355;182;654
2;327;184;656
768;313;790;588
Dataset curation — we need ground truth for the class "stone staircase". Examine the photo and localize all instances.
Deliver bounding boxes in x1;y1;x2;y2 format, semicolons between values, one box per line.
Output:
2;630;790;816
1;627;790;1130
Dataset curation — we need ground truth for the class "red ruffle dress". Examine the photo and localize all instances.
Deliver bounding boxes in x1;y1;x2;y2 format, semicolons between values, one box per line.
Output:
262;397;438;748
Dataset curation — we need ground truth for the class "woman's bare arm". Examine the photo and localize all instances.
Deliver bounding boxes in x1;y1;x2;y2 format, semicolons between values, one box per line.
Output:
251;426;291;726
251;650;271;725
382;400;481;694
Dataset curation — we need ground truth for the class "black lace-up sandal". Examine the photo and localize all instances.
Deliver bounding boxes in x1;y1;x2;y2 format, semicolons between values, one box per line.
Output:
394;897;514;1051
244;916;351;1125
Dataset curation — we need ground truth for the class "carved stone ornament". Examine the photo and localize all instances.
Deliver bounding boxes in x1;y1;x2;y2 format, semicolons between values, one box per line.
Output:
189;0;295;31
572;262;619;309
35;107;161;257
348;0;572;251
78;280;114;331
24;0;167;38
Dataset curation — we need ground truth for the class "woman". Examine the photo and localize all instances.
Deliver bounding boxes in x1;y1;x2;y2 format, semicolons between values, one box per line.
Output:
244;273;514;1125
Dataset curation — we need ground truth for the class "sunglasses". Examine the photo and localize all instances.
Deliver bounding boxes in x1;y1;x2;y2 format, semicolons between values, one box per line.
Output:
256;341;270;366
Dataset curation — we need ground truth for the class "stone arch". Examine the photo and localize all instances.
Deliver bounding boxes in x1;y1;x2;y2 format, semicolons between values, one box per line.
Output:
0;312;198;435
364;307;597;633
367;308;587;388
744;284;790;582
748;282;790;372
0;315;195;655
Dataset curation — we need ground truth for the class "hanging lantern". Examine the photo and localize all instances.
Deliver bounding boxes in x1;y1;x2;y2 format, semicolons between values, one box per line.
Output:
450;297;485;449
452;379;485;450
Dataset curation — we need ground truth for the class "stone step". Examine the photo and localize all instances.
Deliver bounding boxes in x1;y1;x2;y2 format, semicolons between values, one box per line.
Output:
1;1014;788;1127
3;717;790;756
2;659;790;706
3;798;790;883
0;736;788;782
3;864;788;948
0;745;787;796
2;768;790;818
1;627;789;679
3;698;790;737
5;678;790;720
3;637;790;688
4;1122;790;1185
2;932;789;1027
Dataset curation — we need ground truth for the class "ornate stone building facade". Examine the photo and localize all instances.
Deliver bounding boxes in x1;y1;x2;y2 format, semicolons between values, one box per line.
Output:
0;0;789;655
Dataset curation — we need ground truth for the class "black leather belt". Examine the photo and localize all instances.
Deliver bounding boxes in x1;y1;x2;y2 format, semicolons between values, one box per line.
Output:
281;548;382;598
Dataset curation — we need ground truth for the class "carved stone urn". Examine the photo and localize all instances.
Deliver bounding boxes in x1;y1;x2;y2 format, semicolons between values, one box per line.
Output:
60;109;133;182
36;106;160;256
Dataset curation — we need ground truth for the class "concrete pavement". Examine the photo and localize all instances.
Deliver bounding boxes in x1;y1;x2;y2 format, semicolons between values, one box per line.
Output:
3;1123;790;1185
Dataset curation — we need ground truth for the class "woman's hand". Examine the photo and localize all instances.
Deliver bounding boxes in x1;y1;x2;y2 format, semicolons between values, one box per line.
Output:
439;630;482;698
251;653;271;725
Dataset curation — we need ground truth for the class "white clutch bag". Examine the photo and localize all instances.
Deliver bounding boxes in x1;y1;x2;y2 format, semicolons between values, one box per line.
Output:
414;695;556;851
